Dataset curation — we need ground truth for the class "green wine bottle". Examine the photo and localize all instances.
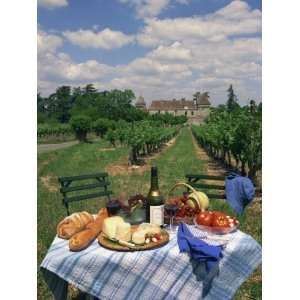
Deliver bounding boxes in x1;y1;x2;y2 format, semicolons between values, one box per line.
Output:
146;166;164;225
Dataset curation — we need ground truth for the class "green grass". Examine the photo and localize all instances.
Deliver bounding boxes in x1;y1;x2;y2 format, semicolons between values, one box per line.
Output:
37;132;99;144
37;127;261;300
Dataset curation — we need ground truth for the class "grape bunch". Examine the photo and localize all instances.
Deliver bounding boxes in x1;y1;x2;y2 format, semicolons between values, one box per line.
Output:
165;194;199;219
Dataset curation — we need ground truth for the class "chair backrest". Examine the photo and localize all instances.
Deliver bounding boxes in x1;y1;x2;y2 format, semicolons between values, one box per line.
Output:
58;172;112;215
185;174;226;200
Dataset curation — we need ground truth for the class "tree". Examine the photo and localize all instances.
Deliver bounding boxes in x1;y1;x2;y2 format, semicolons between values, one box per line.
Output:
93;118;111;137
226;84;239;112
44;86;73;123
70;93;98;121
70;115;92;142
83;84;97;95
72;86;83;97
37;86;146;124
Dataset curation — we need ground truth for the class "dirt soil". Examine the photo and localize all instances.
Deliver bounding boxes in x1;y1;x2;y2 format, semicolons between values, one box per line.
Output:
98;148;115;151
191;133;226;178
40;175;59;192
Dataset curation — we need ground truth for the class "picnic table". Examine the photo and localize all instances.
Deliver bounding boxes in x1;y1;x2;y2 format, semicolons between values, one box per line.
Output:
41;225;261;300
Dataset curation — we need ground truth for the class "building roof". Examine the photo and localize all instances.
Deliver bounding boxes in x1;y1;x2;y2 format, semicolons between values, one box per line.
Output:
148;99;196;111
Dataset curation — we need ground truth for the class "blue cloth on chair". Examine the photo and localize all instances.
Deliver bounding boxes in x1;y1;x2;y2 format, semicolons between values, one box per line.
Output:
177;223;223;272
225;173;255;215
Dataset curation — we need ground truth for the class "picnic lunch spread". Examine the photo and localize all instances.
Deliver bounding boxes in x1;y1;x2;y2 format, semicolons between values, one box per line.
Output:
42;167;261;299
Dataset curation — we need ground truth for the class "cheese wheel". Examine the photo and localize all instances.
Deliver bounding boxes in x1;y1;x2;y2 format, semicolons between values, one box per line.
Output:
102;216;124;239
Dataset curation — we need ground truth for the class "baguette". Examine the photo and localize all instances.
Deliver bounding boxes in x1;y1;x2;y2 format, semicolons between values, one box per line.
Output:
69;208;108;251
57;211;94;239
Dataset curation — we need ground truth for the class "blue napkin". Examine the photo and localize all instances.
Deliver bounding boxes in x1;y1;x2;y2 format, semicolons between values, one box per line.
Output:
225;173;255;215
177;223;223;272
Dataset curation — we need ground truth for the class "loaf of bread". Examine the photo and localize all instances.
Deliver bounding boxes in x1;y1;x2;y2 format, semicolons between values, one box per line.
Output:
69;208;108;251
57;211;94;239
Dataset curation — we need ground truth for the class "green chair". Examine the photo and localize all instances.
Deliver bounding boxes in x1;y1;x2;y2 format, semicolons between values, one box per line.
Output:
185;174;226;200
58;172;112;215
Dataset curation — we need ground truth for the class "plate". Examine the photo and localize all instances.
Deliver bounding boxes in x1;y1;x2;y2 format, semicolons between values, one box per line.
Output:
98;225;169;252
193;218;238;235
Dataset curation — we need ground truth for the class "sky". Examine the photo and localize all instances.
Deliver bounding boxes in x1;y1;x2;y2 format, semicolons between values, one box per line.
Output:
38;0;262;106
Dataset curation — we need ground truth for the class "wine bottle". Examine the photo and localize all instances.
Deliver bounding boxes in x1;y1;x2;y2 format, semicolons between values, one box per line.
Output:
146;166;164;225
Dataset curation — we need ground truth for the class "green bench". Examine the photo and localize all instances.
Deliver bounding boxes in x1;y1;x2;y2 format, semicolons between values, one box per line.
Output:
185;174;226;200
58;172;112;215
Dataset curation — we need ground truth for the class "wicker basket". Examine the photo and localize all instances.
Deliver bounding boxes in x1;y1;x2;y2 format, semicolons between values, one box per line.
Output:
165;182;209;225
167;182;209;212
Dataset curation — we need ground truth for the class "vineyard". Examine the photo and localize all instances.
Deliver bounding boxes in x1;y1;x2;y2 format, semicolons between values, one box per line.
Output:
37;124;73;139
38;120;180;164
192;101;262;183
105;121;180;165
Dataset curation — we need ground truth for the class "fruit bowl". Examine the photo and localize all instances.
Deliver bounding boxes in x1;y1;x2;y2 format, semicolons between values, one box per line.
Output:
194;217;239;235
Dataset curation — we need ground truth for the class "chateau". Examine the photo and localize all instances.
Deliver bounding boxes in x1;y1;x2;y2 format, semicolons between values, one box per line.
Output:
135;92;211;124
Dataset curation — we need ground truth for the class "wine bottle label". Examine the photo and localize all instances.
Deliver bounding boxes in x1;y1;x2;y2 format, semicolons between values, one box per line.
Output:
150;205;164;225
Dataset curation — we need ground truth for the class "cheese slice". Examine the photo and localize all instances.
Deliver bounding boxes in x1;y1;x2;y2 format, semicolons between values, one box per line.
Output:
115;222;131;242
102;216;125;239
132;229;147;245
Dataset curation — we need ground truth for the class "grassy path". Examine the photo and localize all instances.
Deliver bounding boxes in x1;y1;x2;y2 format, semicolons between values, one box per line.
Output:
37;127;261;299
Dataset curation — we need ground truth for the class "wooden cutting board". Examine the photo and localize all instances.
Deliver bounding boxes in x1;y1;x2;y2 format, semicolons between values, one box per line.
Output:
97;225;169;252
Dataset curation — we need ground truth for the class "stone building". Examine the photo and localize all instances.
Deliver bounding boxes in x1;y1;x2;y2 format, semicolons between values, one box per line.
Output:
135;95;147;111
135;92;211;124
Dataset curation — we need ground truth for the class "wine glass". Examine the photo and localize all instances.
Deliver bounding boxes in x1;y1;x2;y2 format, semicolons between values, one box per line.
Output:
164;204;179;234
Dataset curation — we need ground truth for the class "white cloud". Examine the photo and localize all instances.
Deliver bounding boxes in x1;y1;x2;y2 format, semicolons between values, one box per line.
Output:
39;52;113;82
37;29;63;55
215;0;261;20
63;28;134;49
137;1;261;47
38;52;114;95
119;0;170;19
38;0;68;9
122;56;192;78
148;42;193;61
119;0;192;19
38;30;114;95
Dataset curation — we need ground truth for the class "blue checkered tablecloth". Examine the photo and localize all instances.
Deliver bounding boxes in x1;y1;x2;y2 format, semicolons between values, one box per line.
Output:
40;226;261;300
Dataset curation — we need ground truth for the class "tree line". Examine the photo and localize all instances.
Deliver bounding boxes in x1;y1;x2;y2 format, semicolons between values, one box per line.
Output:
37;84;187;142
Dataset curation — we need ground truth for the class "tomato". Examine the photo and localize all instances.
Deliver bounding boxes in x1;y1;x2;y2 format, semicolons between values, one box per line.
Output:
153;233;161;240
196;211;213;226
212;211;226;218
212;213;230;227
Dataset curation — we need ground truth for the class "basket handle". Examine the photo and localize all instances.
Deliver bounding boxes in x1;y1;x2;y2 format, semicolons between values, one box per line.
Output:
168;182;199;200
